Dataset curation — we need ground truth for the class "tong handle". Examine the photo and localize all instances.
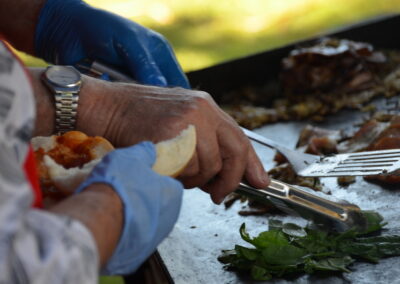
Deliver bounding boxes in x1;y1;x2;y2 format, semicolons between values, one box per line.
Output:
91;61;135;82
237;179;356;221
76;60;135;83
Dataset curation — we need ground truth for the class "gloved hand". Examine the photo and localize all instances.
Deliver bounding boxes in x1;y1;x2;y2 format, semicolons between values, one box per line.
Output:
76;142;183;275
35;0;190;88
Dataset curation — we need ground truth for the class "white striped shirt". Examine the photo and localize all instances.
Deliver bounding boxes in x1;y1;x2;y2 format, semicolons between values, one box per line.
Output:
0;41;98;284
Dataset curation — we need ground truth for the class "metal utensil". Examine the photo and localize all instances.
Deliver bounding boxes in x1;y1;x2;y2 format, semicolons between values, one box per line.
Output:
243;127;400;177
76;60;136;83
236;179;373;232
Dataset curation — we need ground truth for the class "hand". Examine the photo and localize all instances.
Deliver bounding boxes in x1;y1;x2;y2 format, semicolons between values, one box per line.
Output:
76;142;183;274
35;0;189;88
77;77;270;204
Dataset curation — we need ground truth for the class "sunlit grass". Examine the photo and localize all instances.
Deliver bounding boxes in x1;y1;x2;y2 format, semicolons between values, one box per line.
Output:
99;276;124;284
83;0;400;71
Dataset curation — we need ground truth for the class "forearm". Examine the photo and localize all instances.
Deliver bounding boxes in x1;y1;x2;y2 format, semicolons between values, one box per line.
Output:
0;0;46;54
50;183;124;268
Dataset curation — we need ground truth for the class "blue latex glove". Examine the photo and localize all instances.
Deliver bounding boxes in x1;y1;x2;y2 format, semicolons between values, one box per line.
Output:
35;0;190;88
76;142;183;275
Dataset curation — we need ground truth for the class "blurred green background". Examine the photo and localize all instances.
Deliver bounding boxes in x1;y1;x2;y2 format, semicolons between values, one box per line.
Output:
18;1;400;283
20;0;400;72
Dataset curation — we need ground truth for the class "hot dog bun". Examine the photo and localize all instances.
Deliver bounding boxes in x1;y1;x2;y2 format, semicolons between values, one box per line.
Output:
31;131;114;197
32;125;196;201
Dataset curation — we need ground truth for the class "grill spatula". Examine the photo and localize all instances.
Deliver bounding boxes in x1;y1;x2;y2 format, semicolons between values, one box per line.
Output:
243;127;400;177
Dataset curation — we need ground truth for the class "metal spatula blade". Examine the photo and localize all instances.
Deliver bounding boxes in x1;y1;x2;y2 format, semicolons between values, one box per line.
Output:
236;179;378;232
243;127;400;177
298;149;400;177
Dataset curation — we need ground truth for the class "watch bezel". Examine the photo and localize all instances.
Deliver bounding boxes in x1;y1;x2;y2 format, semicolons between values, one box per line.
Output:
44;65;82;89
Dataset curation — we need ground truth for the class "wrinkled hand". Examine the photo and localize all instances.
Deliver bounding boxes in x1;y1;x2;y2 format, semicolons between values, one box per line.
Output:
76;142;183;274
78;78;270;204
35;0;189;88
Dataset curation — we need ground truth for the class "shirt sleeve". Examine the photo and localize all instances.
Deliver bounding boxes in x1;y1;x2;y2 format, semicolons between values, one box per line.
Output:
0;41;99;284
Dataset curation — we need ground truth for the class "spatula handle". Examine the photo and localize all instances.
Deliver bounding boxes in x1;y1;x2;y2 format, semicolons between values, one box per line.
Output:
241;127;284;150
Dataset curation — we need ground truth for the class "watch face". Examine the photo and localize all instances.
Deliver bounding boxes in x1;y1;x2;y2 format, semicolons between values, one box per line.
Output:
46;66;81;87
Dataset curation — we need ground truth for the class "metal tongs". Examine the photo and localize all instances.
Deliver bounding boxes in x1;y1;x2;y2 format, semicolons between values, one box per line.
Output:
236;179;371;232
76;60;136;83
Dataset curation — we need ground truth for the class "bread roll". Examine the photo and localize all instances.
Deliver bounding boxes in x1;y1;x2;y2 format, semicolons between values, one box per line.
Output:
32;131;114;201
32;126;196;206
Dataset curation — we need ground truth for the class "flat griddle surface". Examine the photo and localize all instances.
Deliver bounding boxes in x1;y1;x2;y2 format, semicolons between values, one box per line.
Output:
158;97;400;284
158;15;400;284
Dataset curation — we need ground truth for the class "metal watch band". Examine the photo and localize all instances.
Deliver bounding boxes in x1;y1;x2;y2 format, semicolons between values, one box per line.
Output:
55;92;79;134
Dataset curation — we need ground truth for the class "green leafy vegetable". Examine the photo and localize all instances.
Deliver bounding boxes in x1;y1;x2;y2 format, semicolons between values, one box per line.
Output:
282;223;307;238
218;218;400;281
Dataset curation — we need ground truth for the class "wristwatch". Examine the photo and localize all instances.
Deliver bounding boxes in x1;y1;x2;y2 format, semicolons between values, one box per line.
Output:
42;65;82;134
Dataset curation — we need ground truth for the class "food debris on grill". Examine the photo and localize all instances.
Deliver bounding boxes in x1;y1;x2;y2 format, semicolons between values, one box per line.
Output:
239;198;280;216
223;38;400;129
337;176;357;187
268;163;322;191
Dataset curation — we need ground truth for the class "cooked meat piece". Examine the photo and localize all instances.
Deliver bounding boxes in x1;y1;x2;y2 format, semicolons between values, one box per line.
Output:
369;136;400;150
337;119;390;153
329;114;400;184
338;115;400;153
365;172;400;185
305;137;338;156
274;125;341;165
362;116;400;184
296;125;342;155
367;121;400;150
297;125;342;147
281;38;386;96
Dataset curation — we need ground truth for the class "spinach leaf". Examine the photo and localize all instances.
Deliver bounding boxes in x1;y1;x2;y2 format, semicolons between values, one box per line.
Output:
282;223;307;238
235;245;258;261
305;256;354;273
219;216;400;281
250;265;271;281
260;243;307;266
240;223;289;249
